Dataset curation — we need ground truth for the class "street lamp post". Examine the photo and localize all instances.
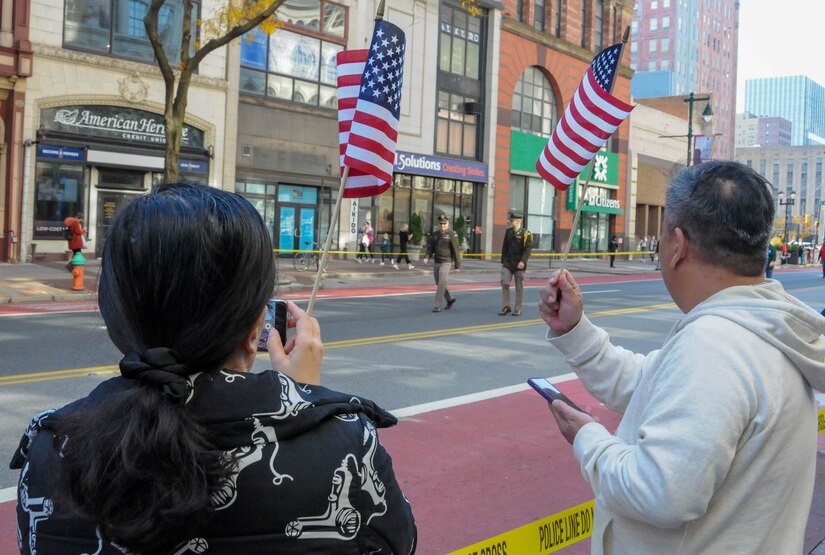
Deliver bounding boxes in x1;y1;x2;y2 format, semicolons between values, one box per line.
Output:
778;191;797;241
683;92;713;166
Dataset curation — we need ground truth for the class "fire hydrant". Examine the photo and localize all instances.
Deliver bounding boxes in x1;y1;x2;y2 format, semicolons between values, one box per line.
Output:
70;251;86;291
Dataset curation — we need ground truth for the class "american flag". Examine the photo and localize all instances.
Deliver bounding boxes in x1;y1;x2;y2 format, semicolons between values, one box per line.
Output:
338;19;406;198
535;43;633;191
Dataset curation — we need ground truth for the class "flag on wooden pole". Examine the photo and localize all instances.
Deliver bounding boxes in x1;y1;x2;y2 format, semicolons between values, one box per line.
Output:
337;19;406;198
535;43;633;191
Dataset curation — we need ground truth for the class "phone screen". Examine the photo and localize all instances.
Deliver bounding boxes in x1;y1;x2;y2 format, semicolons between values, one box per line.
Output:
257;299;287;351
527;378;583;412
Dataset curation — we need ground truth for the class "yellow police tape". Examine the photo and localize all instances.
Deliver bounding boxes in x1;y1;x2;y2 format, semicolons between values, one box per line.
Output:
450;409;825;555
274;249;651;259
446;500;595;555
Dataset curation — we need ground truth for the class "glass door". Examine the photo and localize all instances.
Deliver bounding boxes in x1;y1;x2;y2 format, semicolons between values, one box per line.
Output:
298;207;316;251
95;192;138;257
279;206;296;253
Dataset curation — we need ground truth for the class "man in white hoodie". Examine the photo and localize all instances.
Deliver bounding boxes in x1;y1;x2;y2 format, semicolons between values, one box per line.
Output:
538;160;825;555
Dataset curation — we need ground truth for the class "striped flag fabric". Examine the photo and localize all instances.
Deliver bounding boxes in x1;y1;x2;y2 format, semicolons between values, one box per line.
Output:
535;43;633;191
336;49;374;192
337;19;406;198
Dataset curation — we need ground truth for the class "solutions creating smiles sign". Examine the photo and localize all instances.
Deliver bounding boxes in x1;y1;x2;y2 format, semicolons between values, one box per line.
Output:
394;151;488;182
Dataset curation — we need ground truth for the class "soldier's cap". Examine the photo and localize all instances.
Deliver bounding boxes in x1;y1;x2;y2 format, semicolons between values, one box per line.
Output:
509;211;524;220
437;214;449;223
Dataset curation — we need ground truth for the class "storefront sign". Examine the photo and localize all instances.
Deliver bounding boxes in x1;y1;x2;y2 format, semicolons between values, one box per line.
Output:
41;105;205;148
566;183;623;214
37;145;85;161
349;198;359;238
394;151;487;183
179;159;208;173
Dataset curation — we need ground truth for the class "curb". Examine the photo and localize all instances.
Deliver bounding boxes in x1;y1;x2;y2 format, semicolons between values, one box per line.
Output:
2;291;98;304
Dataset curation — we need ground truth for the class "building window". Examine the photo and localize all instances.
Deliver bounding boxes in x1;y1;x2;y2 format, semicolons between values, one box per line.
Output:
662;16;670;31
554;0;562;36
581;0;588;48
650;17;658;32
277;0;346;37
648;39;657;54
661;37;670;52
516;0;524;22
534;0;546;32
64;0;199;64
34;162;86;239
594;0;604;51
509;175;555;250
240;14;345;108
787;159;794;185
436;91;478;158
511;67;557;137
650;0;658;7
439;4;483;79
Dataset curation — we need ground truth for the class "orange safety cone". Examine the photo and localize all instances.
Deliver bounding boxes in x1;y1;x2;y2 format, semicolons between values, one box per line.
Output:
70;251;86;291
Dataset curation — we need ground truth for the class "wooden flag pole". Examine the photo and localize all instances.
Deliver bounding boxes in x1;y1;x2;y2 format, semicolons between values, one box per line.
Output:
558;160;595;271
306;166;349;317
558;25;630;274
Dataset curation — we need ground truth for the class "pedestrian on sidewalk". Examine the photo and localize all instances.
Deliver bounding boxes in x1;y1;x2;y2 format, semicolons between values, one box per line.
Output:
648;236;656;262
538;161;825;555
653;238;661;270
819;243;825;278
608;235;619;268
379;232;391;266
423;214;461;312
499;211;532;316
766;242;777;278
63;212;86;271
639;236;647;262
356;221;374;263
10;182;417;554
393;223;414;270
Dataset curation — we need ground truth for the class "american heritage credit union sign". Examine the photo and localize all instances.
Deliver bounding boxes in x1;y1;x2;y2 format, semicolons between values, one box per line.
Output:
41;105;205;149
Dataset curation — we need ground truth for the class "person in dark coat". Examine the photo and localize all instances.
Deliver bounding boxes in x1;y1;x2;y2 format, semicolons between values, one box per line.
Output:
393;223;414;270
423;214;461;312
10;183;416;555
499;212;532;316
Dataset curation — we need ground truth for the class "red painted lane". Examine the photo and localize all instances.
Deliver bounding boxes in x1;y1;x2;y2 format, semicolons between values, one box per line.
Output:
381;380;621;554
0;498;16;552
0;382;616;555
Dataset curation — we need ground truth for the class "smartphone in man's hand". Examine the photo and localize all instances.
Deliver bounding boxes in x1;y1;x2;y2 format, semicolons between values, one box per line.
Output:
528;377;583;412
257;299;287;351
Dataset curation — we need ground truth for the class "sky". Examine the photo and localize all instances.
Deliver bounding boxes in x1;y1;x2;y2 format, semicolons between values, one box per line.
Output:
735;0;825;111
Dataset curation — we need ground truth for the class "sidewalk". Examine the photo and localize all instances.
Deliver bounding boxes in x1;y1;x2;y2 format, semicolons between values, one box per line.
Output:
0;253;663;304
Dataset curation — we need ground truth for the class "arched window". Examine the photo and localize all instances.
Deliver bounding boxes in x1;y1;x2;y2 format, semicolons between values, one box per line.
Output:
511;67;557;137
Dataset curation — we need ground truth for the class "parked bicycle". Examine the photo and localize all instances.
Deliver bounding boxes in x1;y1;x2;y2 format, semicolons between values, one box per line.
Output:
293;241;322;272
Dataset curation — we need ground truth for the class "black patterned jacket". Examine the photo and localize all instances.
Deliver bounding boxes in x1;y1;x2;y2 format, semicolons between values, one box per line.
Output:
10;370;417;554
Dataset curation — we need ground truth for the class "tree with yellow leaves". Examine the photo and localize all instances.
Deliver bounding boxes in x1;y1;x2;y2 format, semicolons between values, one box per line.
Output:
144;0;284;182
147;0;481;182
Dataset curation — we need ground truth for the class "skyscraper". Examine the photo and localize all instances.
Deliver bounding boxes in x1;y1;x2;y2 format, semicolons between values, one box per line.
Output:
629;0;739;160
744;76;825;146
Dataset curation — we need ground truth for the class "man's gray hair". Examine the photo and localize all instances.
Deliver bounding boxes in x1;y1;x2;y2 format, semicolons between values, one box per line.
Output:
664;161;774;277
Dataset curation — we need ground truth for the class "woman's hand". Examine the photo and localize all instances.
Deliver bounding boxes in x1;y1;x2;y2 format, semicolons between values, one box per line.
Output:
267;301;323;385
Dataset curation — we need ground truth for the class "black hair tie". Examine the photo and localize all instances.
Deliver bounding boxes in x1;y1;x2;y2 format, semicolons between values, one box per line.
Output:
120;348;191;403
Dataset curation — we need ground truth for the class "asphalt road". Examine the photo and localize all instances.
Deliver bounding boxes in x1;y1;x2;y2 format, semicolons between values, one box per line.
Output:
2;270;823;490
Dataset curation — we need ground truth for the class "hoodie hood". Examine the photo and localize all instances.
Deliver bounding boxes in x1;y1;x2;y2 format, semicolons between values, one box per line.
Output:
676;280;825;391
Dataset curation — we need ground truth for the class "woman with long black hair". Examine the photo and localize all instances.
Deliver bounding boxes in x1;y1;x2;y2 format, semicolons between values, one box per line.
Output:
11;183;416;554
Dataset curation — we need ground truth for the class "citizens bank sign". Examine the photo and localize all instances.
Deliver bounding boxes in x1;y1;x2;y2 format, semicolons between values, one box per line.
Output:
41;105;205;148
394;151;488;183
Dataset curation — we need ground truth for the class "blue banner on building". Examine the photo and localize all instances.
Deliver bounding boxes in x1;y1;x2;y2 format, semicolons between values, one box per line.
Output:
394;151;488;183
179;159;208;173
37;145;85;161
